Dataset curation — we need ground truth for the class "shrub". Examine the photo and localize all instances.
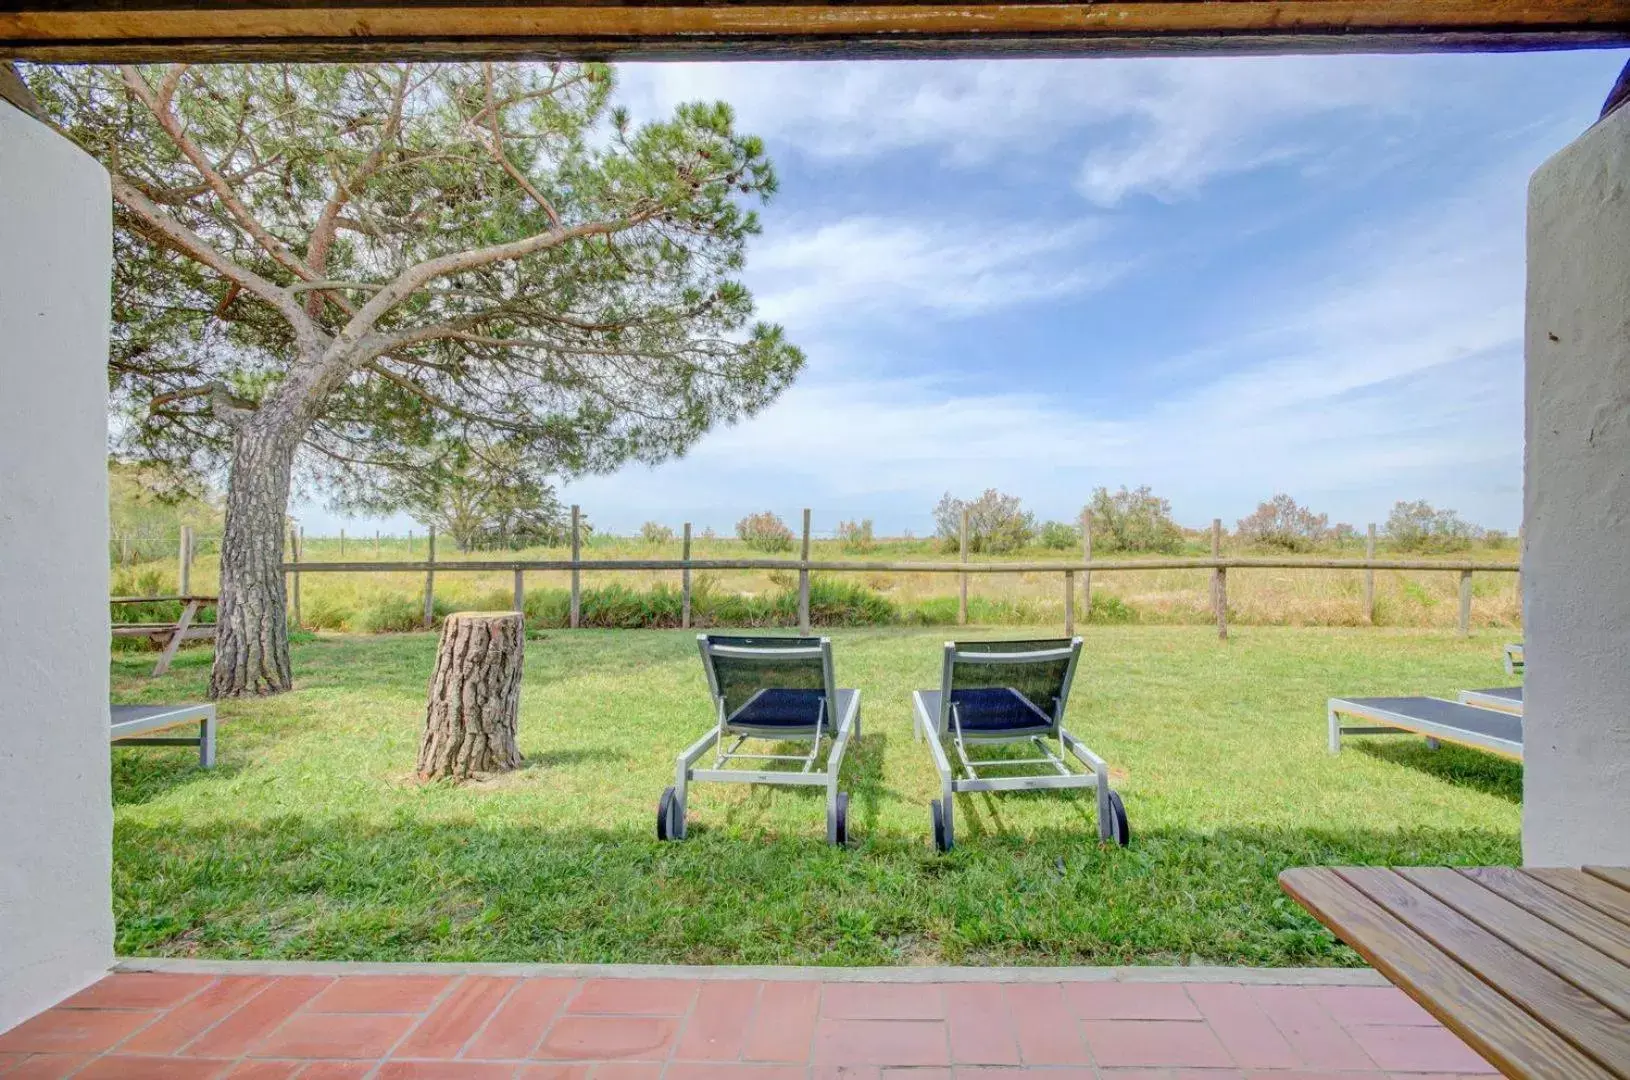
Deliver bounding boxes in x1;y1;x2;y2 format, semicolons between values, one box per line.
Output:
639;521;676;544
837;518;876;554
300;593;352;631
1483;528;1511;549
1087;592;1138;623
737;511;794;552
1237;494;1328;553
1037;520;1080;550
700;527;718;540
933;489;1036;554
799;576;898;626
1086;485;1183;554
1386;500;1478;553
359;594;452;633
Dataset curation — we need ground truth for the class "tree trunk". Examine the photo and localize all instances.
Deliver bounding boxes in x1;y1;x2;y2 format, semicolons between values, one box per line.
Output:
418;612;525;780
209;412;301;698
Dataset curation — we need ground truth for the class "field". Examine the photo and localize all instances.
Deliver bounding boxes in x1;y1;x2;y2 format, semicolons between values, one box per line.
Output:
112;531;1523;632
112;624;1521;967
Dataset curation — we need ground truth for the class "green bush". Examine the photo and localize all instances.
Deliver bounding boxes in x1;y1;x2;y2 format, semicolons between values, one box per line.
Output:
640;521;676;544
300;593;352;631
736;511;795;553
837;519;876;554
1087;592;1138;623
1037;520;1080;550
359;594;452;633
1087;485;1184;554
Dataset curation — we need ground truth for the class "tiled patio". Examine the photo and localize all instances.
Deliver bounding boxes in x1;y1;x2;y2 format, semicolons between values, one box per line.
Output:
0;970;1496;1079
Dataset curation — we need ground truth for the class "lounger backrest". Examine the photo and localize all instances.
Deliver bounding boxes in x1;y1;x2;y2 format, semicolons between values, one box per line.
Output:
698;634;836;734
935;637;1082;737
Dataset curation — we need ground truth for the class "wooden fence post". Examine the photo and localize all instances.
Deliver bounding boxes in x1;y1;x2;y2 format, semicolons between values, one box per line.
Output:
422;527;437;629
1459;569;1473;637
289;523;302;629
339;528;345;557
958;509;969;626
375;530;381;557
178;524;192;595
681;522;692;630
512;566;525;617
1211;518;1228;640
1516;525;1524;613
408;529;414;555
1064;569;1075;636
1080;509;1092;623
1364;523;1377;624
569;505;581;629
798;508;812;636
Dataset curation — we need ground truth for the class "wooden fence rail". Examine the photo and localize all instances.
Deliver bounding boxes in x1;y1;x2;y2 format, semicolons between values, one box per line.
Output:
280;549;1519;638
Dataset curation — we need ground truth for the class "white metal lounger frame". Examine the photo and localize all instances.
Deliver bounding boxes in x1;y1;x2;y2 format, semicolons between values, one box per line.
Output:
662;635;861;845
1457;688;1524;716
1326;697;1523;761
912;638;1125;849
1503;643;1524;675
110;703;217;768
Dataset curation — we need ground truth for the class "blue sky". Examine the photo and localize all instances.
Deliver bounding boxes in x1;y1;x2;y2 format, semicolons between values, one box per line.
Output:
301;50;1627;538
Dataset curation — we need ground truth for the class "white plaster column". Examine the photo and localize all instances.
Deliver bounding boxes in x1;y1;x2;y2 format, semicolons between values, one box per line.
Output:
0;99;116;1031
1523;102;1630;866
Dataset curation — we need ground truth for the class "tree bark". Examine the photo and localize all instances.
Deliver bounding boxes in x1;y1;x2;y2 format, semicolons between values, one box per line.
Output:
208;410;301;698
418;612;525;780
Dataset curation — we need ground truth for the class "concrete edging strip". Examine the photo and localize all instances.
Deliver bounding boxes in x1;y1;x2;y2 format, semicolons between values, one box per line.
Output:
115;957;1386;986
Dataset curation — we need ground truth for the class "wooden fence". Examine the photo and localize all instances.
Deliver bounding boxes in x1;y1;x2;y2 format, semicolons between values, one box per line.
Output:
279;507;1520;639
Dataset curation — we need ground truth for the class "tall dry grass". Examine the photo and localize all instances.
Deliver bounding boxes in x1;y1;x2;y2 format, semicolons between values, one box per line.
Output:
114;532;1520;632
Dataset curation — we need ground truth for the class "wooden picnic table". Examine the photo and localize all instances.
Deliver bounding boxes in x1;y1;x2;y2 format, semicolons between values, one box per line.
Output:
1281;865;1630;1080
110;594;217;676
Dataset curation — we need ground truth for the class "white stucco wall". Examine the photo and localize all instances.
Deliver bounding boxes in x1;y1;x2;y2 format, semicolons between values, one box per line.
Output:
0;100;115;1032
1523;102;1630;866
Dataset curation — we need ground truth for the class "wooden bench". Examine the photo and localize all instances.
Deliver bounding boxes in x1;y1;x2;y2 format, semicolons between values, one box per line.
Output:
1281;865;1630;1079
111;595;217;676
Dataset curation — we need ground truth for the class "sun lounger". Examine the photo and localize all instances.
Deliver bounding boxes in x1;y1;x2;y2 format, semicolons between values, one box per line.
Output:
912;637;1127;851
1503;642;1524;675
1327;696;1522;761
1457;686;1523;716
111;703;217;768
659;634;860;845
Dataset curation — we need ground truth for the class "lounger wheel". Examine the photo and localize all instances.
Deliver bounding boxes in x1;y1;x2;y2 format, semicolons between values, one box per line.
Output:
657;786;681;841
931;798;952;853
1105;790;1130;847
831;792;850;846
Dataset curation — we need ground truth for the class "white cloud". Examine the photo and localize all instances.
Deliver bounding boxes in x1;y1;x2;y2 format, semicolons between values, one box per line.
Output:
747;216;1116;327
567;149;1530;533
618;56;1402;205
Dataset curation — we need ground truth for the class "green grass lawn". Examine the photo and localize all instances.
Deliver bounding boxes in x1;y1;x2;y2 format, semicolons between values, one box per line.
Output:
111;625;1521;967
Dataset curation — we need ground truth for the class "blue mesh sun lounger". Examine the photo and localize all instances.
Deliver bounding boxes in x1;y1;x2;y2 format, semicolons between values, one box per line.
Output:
912;638;1127;851
111;702;217;768
1327;696;1522;761
659;635;861;846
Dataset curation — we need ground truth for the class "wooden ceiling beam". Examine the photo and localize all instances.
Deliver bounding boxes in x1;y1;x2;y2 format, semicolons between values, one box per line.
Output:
4;2;1629;63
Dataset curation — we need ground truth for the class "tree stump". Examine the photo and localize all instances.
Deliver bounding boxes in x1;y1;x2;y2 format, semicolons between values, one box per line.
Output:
417;612;525;781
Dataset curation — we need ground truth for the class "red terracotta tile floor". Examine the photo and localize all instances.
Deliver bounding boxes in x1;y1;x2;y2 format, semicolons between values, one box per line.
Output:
0;971;1498;1078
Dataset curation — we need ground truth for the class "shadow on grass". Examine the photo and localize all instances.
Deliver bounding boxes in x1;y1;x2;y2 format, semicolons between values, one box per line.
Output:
688;728;893;837
1352;739;1522;802
112;813;1518;967
112;749;241;806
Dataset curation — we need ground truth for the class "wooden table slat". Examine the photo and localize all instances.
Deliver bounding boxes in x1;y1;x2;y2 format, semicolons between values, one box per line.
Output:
1279;867;1616;1080
1338;868;1630;1079
1465;867;1630;969
1531;868;1630;928
1399;868;1630;1020
1584;867;1630;894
